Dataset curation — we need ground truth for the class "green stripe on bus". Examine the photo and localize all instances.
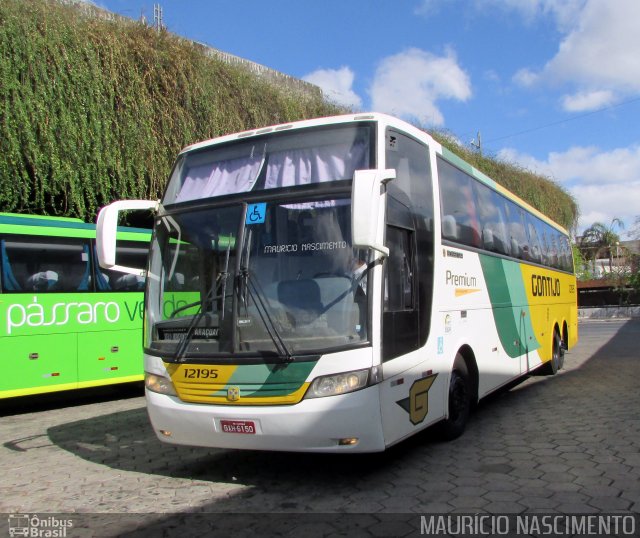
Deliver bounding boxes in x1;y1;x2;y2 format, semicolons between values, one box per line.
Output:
213;361;317;397
479;254;539;358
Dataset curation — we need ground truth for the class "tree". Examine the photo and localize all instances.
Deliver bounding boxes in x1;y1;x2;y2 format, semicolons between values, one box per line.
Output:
578;218;625;276
572;243;592;281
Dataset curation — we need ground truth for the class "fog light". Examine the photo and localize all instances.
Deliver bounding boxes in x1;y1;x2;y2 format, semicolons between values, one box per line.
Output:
338;437;359;446
159;430;172;437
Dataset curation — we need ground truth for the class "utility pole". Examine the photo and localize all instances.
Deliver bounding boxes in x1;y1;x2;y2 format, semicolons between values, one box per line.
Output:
470;131;482;154
153;3;164;33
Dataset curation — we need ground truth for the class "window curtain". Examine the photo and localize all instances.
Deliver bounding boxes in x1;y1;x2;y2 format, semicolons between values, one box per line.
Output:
175;155;265;203
265;140;368;189
173;138;368;204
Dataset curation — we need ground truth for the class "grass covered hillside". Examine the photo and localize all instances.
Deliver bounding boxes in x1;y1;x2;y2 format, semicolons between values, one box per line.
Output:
0;0;577;231
0;0;342;221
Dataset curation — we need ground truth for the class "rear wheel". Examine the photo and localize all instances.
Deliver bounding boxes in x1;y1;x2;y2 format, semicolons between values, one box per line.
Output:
543;330;564;375
439;354;472;441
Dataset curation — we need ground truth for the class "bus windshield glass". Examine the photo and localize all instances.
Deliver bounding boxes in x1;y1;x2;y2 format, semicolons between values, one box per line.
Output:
162;124;372;205
145;196;370;358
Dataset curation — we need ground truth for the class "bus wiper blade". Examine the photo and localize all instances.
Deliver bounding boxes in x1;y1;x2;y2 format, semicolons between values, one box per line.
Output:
170;310;203;363
219;237;232;319
244;271;293;363
237;227;292;363
170;238;233;363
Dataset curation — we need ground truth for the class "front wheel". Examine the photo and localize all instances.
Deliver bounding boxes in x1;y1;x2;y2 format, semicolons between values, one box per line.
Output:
438;354;472;441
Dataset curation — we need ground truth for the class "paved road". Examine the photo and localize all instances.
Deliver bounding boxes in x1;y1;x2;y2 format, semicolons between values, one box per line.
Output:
0;320;638;537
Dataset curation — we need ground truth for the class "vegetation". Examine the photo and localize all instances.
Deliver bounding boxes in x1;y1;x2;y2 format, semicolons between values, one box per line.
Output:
578;218;625;275
1;0;578;232
576;217;640;306
0;0;341;221
614;217;640;294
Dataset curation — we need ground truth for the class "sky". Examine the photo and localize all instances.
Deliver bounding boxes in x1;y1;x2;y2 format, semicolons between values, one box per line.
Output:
94;0;640;238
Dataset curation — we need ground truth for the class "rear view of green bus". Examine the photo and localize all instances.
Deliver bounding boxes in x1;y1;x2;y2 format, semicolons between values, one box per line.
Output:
0;213;150;398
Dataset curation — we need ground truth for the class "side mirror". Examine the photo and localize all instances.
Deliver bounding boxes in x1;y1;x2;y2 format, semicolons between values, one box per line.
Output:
96;200;158;275
352;169;396;257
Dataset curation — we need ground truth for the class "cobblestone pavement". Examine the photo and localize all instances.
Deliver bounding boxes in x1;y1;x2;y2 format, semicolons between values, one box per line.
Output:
0;320;638;537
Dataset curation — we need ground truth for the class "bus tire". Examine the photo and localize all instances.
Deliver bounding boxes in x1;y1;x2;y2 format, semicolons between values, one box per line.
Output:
439;354;472;441
543;330;564;375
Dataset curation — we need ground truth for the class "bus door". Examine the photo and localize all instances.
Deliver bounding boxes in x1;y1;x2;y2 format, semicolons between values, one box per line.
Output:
379;194;436;444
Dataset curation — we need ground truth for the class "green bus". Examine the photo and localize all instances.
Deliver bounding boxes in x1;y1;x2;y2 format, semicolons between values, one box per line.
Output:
0;212;150;398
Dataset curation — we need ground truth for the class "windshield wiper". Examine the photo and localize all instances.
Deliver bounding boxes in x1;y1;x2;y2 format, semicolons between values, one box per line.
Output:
170;236;233;363
238;229;293;362
219;238;232;318
246;271;293;362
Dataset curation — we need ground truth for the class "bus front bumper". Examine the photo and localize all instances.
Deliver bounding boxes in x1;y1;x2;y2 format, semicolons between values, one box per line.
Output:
145;385;385;453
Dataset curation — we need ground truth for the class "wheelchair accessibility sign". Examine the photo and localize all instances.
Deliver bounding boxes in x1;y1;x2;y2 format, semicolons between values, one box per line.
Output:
246;203;266;225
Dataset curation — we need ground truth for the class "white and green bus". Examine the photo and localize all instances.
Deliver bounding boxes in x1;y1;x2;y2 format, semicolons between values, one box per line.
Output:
0;213;150;398
97;113;577;452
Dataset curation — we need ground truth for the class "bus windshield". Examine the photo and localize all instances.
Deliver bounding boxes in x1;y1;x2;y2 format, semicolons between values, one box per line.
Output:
145;196;370;358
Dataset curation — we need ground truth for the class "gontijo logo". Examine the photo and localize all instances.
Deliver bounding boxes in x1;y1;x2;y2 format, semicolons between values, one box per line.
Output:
531;274;561;297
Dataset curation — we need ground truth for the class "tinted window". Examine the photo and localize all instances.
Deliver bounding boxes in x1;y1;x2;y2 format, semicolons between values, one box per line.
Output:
557;233;572;271
386;130;433;216
98;240;149;291
437;156;572;273
548;231;559;269
504;201;529;260
438;158;481;248
385;226;414;312
526;214;543;264
476;185;511;255
1;236;91;293
534;219;551;267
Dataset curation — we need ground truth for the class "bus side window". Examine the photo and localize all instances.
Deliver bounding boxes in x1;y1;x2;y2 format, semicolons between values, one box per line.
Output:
437;158;481;248
1;236;90;293
548;232;559;268
505;201;529;260
475;183;510;256
1;239;21;291
385;226;414;312
99;240;149;292
526;215;543;264
534;220;551;266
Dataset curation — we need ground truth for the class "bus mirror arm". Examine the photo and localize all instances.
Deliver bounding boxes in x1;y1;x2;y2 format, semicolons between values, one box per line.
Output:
352;169;395;258
96;199;158;275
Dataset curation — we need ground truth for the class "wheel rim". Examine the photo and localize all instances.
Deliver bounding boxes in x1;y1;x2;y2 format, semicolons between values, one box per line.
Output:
552;333;563;372
556;334;565;370
449;373;468;423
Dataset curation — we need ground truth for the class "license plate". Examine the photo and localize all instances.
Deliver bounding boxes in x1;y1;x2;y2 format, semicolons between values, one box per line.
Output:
220;420;256;434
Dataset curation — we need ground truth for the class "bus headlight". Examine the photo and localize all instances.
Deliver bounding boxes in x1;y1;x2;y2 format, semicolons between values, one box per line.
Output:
145;372;178;396
305;368;370;399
